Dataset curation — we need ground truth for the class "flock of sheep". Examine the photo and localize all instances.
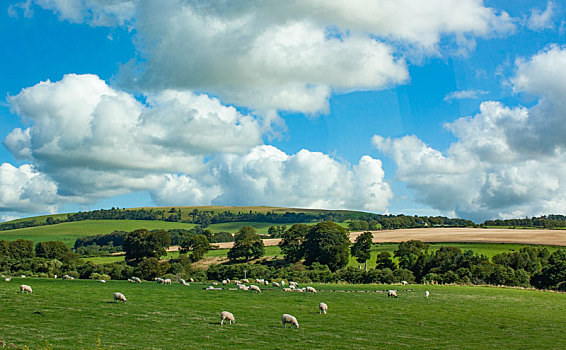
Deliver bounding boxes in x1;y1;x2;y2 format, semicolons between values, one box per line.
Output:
13;276;430;330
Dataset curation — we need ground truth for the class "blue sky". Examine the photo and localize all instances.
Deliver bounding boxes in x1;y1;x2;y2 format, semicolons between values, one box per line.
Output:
1;1;566;222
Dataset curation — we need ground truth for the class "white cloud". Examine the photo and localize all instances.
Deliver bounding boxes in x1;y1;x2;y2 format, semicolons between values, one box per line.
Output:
17;0;515;114
375;46;566;221
444;89;488;102
6;74;262;199
527;1;555;31
0;163;58;214
151;146;393;212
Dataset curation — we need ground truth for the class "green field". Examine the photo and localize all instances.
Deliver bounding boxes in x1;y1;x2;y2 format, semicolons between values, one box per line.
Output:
1;278;564;349
0;220;197;247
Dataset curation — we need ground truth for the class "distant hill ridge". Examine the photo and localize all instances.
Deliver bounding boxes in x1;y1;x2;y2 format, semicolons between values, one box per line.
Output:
0;205;475;231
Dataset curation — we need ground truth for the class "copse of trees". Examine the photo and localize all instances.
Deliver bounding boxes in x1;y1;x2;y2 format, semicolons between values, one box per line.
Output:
123;229;170;264
35;241;72;260
180;234;210;262
227;226;265;262
303;221;350;271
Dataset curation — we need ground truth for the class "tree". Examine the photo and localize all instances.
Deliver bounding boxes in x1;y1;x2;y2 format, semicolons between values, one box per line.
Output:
303;221;350;271
123;229;171;264
180;234;210;262
394;240;430;281
278;223;308;263
135;257;169;280
227;226;264;262
375;252;397;270
351;231;373;270
35;241;71;260
8;239;35;259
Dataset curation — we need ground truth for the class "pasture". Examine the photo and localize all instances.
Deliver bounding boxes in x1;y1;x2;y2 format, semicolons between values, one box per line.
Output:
0;278;564;349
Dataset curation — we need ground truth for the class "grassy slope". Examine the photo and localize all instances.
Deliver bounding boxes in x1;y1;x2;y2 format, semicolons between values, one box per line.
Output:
0;279;564;349
0;220;197;247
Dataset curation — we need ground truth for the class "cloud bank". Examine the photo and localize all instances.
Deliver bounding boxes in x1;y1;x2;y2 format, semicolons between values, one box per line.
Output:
375;45;566;221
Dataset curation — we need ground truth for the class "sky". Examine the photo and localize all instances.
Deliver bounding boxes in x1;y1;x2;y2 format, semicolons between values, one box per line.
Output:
1;1;566;223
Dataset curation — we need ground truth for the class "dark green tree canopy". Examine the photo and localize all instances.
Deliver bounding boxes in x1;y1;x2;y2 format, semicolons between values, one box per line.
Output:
124;229;171;264
303;221;350;271
351;231;373;266
180;234;210;262
278;223;309;263
375;251;397;270
227;226;264;262
35;241;71;260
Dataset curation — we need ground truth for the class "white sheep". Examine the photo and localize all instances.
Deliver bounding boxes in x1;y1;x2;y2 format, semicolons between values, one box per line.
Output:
183;281;190;286
212;282;219;286
250;285;261;293
264;280;269;286
388;290;398;298
425;290;430;298
4;277;10;282
281;280;286;286
189;278;195;283
272;282;280;288
180;279;186;284
281;314;299;328
319;302;328;314
98;280;106;283
128;278;135;283
222;280;228;285
283;288;292;292
242;279;250;284
113;292;127;302
233;280;242;285
133;277;142;283
306;286;317;293
289;281;298;287
156;278;164;284
220;311;235;325
163;279;172;285
401;280;408;285
238;284;249;291
20;284;32;294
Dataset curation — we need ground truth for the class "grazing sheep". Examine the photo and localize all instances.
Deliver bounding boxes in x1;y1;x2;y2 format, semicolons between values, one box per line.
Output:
53;275;57;279
113;292;127;303
289;281;298;287
20;284;32;294
401;280;408;285
281;314;299;328
306;286;317;293
281;280;286;286
220;311;235;325
238;284;249;291
264;280;269;286
62;274;73;280
180;279;186;284
156;277;164;284
255;278;263;283
319;302;328;314
132;277;142;283
233;280;242;285
388;290;398;298
283;288;292;292
163;279;172;285
20;275;26;278
425;291;430;298
212;282;219;286
272;282;280;288
98;280;106;283
250;285;261;293
4;277;10;282
294;288;304;293
222;280;228;285
128;278;135;283
189;278;195;283
242;279;249;284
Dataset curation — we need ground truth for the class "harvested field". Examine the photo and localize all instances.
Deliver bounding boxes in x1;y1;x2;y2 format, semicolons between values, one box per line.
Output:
171;228;566;250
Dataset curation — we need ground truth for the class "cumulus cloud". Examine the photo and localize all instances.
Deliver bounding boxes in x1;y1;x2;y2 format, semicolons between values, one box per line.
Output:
527;1;555;31
0;163;58;214
5;74;392;212
374;46;566;221
444;89;488;102
16;0;514;114
6;74;262;199
152;146;393;212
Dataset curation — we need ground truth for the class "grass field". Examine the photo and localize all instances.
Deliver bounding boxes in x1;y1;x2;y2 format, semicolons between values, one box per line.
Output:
0;278;564;349
83;242;562;267
0;220;197;247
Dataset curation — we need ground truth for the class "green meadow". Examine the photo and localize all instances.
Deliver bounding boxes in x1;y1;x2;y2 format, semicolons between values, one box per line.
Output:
0;278;564;349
